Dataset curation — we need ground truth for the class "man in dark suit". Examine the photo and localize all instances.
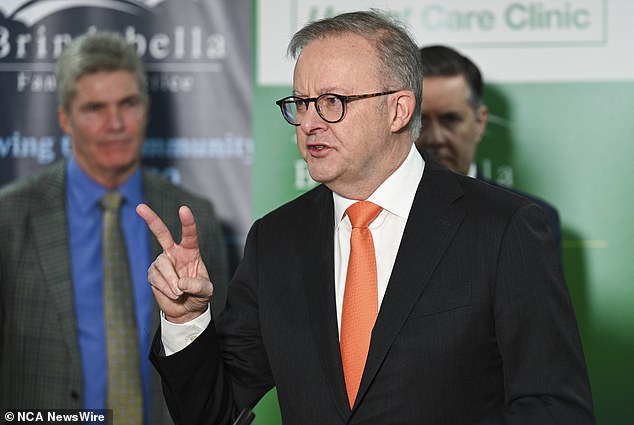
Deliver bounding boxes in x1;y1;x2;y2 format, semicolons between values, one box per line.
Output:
416;44;562;255
138;10;594;425
0;33;229;425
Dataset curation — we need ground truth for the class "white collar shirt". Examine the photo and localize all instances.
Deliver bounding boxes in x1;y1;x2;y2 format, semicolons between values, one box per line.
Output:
333;144;424;336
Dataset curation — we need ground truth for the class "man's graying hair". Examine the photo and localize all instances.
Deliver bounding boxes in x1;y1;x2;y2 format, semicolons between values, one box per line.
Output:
56;32;148;111
288;10;422;142
420;45;484;111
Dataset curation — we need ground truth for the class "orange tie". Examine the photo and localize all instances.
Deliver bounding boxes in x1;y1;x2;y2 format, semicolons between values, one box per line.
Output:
340;200;382;408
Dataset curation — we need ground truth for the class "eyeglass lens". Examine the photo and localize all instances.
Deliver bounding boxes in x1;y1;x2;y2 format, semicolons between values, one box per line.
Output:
283;94;344;125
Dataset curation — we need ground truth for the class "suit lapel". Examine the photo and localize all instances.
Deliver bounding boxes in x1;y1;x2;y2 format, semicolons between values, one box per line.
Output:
355;162;467;409
301;186;351;420
31;162;82;367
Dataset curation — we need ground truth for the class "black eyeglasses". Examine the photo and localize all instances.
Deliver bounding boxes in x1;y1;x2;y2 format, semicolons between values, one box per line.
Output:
275;90;399;126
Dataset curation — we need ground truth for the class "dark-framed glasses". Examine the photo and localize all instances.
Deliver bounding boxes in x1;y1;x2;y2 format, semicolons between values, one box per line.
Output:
275;90;399;126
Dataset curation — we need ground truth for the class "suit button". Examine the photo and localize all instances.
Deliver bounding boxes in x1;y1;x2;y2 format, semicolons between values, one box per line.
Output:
70;390;80;401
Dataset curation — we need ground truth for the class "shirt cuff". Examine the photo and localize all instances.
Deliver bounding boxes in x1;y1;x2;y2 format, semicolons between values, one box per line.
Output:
160;306;211;356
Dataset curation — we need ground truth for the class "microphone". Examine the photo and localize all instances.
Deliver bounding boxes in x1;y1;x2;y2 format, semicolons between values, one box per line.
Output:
231;408;255;425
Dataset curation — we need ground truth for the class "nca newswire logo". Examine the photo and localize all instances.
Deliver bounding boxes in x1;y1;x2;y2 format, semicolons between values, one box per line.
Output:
0;0;227;70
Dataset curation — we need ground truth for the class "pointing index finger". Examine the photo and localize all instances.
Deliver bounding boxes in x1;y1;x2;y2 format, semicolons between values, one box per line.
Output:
136;203;175;251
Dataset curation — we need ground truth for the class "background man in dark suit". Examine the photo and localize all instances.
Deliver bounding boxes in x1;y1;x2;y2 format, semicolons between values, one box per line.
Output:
416;44;562;254
137;10;594;425
0;32;229;424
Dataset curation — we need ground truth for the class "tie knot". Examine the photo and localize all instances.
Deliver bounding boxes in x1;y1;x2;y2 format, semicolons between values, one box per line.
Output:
100;191;124;211
346;201;382;229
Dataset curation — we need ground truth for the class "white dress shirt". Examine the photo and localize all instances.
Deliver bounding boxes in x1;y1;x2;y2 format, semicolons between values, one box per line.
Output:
162;144;424;354
333;145;424;334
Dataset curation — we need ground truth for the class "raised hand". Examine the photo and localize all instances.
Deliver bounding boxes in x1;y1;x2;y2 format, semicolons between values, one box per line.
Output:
136;203;213;323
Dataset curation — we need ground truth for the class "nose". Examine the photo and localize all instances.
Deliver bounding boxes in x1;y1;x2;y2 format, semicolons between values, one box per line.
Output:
299;100;327;133
105;106;125;130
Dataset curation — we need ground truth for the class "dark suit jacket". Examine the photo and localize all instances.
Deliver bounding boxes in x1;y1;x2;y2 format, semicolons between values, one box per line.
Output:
151;153;594;425
0;160;229;424
476;170;562;257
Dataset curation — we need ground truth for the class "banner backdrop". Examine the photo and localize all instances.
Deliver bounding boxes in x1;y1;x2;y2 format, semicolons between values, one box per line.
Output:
2;1;633;423
0;0;253;265
254;1;634;424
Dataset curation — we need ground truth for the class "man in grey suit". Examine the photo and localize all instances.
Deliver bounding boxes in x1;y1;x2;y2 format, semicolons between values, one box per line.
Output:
138;10;594;425
0;32;229;424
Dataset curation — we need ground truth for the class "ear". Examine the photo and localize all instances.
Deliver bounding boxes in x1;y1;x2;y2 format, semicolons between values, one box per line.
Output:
58;106;72;136
390;90;416;133
474;104;489;144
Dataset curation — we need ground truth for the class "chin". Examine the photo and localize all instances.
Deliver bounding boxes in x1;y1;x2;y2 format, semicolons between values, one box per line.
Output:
104;156;139;171
305;168;332;185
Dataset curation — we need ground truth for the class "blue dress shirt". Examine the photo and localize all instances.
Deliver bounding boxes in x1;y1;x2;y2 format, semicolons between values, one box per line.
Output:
66;157;152;424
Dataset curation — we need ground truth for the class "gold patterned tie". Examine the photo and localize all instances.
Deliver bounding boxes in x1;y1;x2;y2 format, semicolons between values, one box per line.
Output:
101;191;143;425
340;201;382;408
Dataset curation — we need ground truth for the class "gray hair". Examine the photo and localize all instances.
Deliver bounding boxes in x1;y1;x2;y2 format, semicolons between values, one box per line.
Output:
56;32;148;111
288;10;422;141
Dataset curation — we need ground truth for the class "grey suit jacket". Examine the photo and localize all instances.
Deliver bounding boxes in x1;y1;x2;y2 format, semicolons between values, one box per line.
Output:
0;160;229;423
151;152;594;425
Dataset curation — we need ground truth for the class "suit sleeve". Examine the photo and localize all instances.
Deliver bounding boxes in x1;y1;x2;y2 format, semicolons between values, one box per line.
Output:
494;203;595;424
150;220;274;425
534;199;562;260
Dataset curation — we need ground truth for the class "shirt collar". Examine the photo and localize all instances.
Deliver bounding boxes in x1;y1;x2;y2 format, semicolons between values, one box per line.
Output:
66;156;143;214
334;144;425;224
467;163;477;178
